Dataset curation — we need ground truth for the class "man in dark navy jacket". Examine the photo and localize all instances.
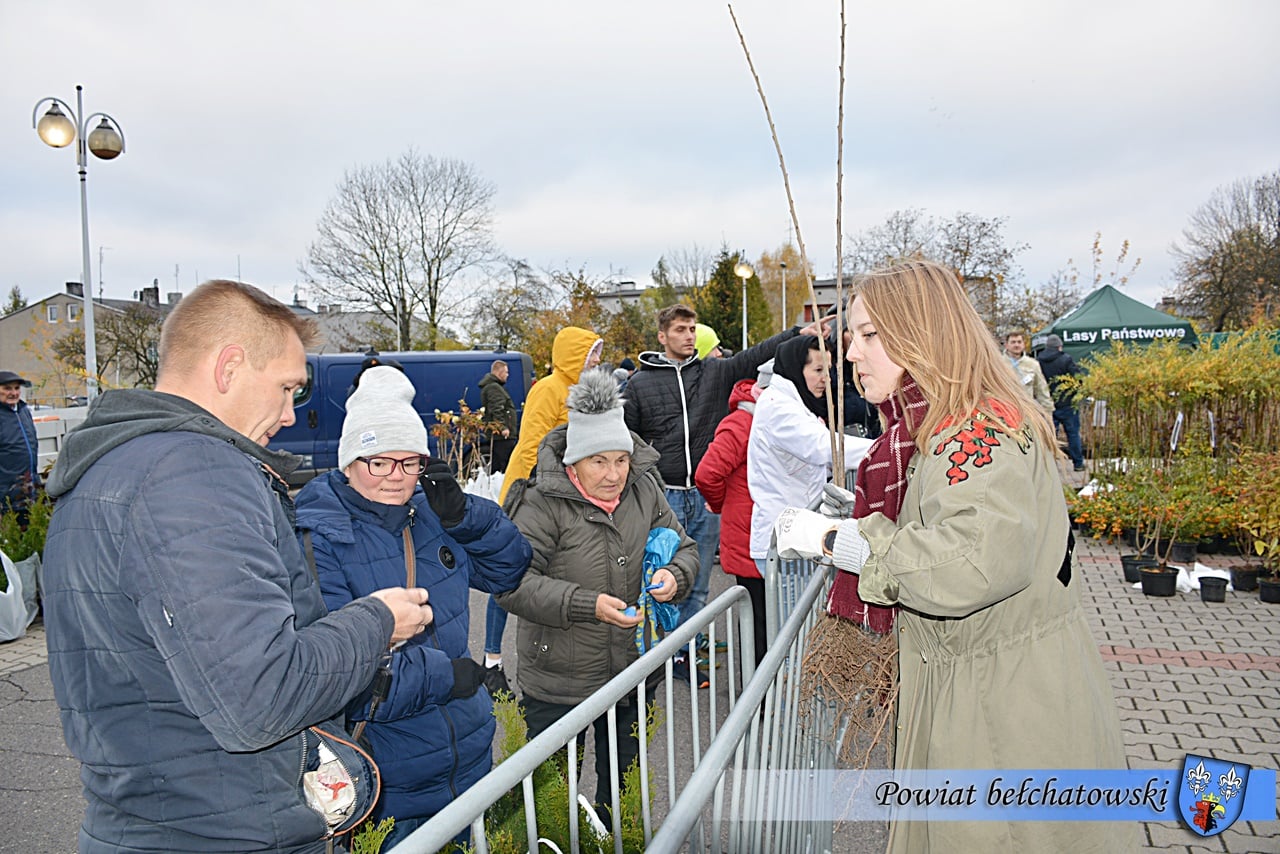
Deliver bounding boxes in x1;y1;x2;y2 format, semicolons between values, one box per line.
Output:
0;370;40;526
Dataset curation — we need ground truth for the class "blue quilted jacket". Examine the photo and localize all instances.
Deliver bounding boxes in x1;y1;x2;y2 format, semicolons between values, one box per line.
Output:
294;471;530;824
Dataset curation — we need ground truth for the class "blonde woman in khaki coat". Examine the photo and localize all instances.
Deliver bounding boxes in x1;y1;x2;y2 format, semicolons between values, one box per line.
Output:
776;260;1134;853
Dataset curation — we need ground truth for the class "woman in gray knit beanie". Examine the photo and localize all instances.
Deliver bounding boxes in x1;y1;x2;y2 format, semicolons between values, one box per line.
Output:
496;369;698;818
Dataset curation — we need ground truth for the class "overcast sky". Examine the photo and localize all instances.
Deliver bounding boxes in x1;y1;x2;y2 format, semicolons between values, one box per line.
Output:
3;1;1277;315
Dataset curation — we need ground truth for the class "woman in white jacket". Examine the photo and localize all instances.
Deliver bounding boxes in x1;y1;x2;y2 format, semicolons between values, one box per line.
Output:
747;335;835;568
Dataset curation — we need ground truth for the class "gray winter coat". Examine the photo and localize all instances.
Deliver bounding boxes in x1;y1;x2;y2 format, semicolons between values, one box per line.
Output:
42;390;394;853
497;426;697;704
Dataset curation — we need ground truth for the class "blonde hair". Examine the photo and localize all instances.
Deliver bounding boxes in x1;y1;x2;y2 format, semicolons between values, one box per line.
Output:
848;259;1057;454
158;280;318;380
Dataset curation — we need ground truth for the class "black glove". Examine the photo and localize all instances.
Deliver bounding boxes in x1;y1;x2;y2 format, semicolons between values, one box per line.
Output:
450;658;485;700
420;461;467;528
483;665;512;698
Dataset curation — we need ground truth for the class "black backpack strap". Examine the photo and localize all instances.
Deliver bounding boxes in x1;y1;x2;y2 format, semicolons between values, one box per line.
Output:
1057;527;1074;588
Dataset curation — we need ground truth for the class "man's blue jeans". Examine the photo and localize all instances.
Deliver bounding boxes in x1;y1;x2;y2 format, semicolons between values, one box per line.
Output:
664;486;720;628
1053;403;1084;467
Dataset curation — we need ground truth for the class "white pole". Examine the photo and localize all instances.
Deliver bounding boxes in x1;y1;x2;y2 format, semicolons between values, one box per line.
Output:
75;86;99;402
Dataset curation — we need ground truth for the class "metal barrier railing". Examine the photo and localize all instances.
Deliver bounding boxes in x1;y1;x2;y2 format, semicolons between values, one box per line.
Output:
762;485;843;644
394;585;756;854
646;563;842;854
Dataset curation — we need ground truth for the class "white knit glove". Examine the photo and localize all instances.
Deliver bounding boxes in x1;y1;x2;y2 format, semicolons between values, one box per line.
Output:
819;483;858;519
828;520;869;575
774;507;836;561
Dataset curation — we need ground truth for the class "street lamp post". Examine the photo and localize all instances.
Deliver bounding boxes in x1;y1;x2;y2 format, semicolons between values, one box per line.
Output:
779;261;788;332
734;261;754;351
32;85;126;403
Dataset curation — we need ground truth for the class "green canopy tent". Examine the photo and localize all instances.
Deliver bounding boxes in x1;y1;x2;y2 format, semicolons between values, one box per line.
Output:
1031;284;1198;360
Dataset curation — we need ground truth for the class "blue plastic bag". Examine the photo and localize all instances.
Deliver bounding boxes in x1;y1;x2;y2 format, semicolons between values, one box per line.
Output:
634;528;681;653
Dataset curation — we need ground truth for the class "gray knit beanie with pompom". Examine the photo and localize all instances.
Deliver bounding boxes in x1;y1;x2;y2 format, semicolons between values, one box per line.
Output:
563;369;634;464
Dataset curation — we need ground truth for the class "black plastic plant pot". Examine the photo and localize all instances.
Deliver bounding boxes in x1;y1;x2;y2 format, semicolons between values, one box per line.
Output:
1140;567;1178;597
1260;578;1280;605
1198;577;1227;603
1169;541;1199;565
1231;566;1260;592
1120;554;1159;583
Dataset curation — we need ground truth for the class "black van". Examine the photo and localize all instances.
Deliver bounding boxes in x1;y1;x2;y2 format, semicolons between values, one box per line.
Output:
269;349;533;485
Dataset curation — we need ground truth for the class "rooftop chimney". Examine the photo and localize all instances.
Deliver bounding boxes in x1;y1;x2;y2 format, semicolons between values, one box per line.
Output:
139;279;160;308
66;282;84;297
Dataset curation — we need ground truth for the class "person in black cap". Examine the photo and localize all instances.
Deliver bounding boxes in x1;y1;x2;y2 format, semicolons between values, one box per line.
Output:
347;354;406;398
1036;334;1085;471
614;357;636;394
0;370;40;526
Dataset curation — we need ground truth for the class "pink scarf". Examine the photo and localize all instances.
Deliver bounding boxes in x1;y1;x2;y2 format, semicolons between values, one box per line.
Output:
565;465;622;514
826;373;928;633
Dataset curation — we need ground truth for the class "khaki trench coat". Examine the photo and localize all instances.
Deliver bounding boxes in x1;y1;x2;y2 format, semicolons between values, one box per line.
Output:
856;414;1135;853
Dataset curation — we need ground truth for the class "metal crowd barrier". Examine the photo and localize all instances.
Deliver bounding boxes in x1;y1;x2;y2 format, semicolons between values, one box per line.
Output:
763;487;843;643
394;585;757;854
646;563;842;854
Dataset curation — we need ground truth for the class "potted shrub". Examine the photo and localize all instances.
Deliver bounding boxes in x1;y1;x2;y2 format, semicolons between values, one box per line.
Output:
1123;463;1181;595
1130;429;1222;595
0;490;52;634
1071;471;1156;583
1235;451;1280;603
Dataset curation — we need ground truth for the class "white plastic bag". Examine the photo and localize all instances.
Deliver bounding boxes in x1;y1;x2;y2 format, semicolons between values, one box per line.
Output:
0;549;34;642
1189;561;1231;592
463;470;504;503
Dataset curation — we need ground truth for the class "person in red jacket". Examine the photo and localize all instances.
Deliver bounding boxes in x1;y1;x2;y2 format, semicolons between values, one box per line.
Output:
694;377;765;666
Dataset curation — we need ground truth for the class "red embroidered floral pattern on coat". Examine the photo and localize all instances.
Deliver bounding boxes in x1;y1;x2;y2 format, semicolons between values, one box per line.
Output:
933;418;1004;485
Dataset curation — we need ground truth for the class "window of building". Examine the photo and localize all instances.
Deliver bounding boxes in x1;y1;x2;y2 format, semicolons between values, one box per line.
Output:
47;304;59;323
68;303;80;322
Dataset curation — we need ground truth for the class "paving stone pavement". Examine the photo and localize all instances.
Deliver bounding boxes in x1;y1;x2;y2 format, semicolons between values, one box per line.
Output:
3;535;1277;853
1074;534;1280;853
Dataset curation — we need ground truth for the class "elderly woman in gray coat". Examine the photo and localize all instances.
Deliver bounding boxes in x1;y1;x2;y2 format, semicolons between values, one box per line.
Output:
498;369;697;815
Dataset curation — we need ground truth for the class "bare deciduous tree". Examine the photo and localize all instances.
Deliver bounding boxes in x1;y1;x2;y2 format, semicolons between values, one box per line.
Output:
1033;270;1086;327
843;208;936;272
469;258;552;350
659;243;716;296
844;210;1027;331
304;149;497;349
1173;169;1280;330
101;305;164;388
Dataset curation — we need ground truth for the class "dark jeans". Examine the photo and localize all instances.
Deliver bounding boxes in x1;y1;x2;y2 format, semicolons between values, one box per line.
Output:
488;436;516;474
522;695;640;812
1053;403;1084;467
484;595;508;657
380;814;469;850
664;486;720;628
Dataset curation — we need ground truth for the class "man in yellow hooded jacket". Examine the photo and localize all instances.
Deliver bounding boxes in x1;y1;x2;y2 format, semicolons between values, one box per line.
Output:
499;326;603;503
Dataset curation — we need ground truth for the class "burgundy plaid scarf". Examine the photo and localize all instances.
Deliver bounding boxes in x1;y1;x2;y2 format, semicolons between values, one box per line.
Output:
826;373;928;633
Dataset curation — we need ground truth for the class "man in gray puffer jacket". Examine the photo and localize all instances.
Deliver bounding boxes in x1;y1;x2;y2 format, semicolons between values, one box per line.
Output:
42;280;433;853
